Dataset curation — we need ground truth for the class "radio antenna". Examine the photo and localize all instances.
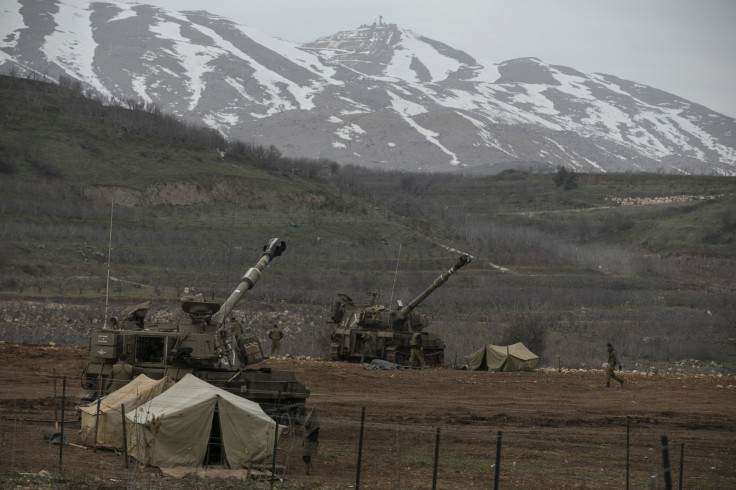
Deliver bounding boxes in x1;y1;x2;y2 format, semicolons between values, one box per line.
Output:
103;194;115;328
388;243;402;307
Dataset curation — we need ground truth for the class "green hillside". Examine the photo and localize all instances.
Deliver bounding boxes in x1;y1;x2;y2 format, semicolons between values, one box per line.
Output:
1;74;734;370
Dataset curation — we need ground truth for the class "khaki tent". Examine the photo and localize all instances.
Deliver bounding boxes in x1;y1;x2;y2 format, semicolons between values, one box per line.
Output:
465;342;539;371
125;374;283;469
79;374;172;450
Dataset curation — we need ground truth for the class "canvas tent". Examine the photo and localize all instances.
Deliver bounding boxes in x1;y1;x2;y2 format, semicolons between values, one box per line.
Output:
465;342;539;371
79;374;172;450
125;374;283;469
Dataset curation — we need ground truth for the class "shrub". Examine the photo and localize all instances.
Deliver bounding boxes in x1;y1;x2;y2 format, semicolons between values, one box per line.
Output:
498;310;550;355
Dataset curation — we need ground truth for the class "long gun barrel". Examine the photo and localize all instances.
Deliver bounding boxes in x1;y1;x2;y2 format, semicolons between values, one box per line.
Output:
211;238;286;326
396;254;470;320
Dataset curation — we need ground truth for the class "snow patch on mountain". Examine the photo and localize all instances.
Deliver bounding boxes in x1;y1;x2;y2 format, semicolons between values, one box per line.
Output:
108;6;137;23
388;90;460;166
233;23;339;84
149;15;216;110
335;123;366;141
385;30;461;83
457;112;515;158
388;89;428;117
45;2;110;97
0;0;24;51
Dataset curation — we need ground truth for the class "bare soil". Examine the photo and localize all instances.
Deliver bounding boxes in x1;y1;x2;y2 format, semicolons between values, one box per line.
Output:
1;342;735;489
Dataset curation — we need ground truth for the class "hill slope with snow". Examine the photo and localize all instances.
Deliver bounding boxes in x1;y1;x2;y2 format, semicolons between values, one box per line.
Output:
1;0;734;174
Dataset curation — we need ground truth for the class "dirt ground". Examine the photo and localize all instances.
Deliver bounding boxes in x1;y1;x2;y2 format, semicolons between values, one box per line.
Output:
1;342;735;489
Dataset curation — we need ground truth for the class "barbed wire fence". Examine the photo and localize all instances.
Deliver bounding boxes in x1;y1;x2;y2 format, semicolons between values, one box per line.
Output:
0;370;733;489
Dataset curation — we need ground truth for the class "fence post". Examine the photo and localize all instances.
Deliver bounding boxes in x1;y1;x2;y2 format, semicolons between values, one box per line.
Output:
58;376;66;473
679;443;684;490
356;407;366;490
121;403;128;468
432;427;440;490
626;415;630;490
270;412;279;490
53;370;58;429
494;431;502;490
93;395;102;453
661;435;672;490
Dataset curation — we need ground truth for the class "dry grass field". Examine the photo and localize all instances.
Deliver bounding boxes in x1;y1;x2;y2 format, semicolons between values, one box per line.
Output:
1;342;735;489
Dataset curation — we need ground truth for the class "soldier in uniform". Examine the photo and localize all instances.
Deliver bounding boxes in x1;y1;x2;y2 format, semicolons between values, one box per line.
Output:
605;343;624;388
119;301;150;330
361;331;374;363
104;353;134;395
268;324;283;356
409;329;425;368
230;315;242;334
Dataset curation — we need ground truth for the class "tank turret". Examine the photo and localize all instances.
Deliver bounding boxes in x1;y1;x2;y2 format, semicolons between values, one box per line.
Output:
328;254;470;366
83;238;308;425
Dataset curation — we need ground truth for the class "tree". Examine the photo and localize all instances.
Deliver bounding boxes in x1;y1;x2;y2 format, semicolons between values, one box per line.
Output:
553;166;568;187
499;311;549;355
553;166;578;190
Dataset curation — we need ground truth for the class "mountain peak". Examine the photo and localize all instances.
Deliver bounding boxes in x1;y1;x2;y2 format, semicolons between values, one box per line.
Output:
304;23;478;84
1;0;734;175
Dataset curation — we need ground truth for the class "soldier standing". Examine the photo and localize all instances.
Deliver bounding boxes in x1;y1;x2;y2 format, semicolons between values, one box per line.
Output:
104;353;134;395
605;343;624;388
409;329;425;368
361;331;374;363
230;315;242;334
268;324;283;356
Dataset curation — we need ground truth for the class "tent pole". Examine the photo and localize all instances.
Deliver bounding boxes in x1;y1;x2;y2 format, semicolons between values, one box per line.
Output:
93;395;102;453
494;430;502;490
121;403;129;468
270;395;280;489
432;427;440;489
356;407;366;490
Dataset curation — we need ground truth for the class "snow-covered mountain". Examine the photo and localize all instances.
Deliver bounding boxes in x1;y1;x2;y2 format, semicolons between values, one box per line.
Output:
2;0;735;175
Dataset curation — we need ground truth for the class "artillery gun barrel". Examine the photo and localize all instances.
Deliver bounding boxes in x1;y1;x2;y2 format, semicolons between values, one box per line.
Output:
210;238;286;326
396;254;470;319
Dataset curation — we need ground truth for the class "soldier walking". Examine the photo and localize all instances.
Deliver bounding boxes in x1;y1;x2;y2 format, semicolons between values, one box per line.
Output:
409;329;425;368
361;331;374;363
268;324;283;356
605;343;624;388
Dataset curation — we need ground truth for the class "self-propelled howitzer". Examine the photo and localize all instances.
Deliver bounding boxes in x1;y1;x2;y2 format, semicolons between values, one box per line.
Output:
328;254;471;366
83;238;309;424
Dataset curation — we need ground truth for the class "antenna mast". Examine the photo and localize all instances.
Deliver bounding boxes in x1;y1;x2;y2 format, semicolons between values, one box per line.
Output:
389;243;401;307
103;194;115;328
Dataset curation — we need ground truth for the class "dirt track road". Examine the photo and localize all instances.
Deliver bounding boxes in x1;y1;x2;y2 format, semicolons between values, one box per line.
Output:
1;343;734;488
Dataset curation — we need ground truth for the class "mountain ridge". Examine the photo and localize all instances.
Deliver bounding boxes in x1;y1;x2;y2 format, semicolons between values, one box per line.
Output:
1;0;734;175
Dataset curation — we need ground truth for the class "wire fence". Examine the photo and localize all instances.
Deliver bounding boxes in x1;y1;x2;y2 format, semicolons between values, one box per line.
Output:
1;370;734;489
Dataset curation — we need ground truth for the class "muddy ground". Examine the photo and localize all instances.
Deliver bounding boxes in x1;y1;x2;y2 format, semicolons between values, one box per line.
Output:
0;342;735;489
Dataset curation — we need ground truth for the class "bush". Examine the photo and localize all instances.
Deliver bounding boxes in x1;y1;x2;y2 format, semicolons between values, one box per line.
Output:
498;311;550;355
